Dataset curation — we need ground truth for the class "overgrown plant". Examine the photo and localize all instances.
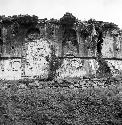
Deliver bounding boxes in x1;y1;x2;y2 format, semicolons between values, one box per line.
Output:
0;81;122;125
47;45;61;81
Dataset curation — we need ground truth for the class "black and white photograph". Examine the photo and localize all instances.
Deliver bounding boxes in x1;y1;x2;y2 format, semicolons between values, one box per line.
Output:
0;0;122;124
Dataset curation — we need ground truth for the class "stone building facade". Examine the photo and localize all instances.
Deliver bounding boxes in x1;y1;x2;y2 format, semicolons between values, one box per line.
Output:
0;13;122;80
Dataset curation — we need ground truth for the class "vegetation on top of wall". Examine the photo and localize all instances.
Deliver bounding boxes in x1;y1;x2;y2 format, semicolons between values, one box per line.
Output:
0;13;120;38
0;15;38;26
79;18;120;38
59;12;76;28
0;13;120;29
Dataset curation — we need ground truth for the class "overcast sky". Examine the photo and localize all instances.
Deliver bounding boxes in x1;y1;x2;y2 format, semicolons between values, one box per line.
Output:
0;0;122;28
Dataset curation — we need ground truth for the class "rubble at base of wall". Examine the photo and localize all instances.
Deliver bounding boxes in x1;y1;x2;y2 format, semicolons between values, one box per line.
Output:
0;76;120;91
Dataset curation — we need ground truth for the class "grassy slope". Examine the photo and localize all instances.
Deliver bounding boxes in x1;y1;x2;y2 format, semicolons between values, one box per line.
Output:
0;79;122;125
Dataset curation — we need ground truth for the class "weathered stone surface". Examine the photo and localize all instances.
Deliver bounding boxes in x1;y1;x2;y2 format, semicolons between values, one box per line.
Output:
56;57;87;79
0;59;21;80
0;15;122;81
0;38;52;80
24;38;52;79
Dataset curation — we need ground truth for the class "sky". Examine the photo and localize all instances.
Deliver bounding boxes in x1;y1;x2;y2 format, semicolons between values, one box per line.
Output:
0;0;122;28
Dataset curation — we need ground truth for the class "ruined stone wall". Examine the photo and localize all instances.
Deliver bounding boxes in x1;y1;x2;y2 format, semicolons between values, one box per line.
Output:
0;25;27;80
0;23;57;80
0;20;122;80
23;38;52;79
101;32;122;76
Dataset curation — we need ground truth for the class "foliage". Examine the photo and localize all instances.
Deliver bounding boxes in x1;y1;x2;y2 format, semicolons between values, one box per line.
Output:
0;80;122;125
0;14;38;28
0;89;14;124
0;13;120;40
47;45;62;80
60;12;76;28
79;18;120;40
96;58;112;78
46;23;55;40
48;18;59;25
